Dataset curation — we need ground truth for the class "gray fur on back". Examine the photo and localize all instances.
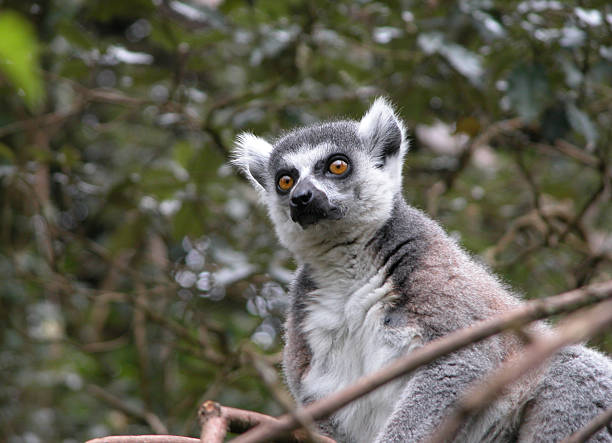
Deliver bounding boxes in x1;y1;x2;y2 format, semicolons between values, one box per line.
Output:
231;98;612;442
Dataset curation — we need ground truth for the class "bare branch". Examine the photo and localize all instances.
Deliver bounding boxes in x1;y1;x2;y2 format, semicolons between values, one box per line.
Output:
243;346;323;441
134;284;153;409
426;117;522;216
199;401;228;443
483;201;573;265
86;384;168;434
429;298;612;442
532;141;599;168
231;280;612;443
198;401;335;443
445;117;522;191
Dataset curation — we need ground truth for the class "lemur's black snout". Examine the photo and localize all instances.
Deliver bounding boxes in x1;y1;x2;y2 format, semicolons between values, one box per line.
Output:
290;187;313;207
289;180;341;228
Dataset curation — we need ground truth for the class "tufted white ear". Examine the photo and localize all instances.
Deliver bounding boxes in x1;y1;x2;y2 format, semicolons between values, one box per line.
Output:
358;97;408;167
231;132;273;193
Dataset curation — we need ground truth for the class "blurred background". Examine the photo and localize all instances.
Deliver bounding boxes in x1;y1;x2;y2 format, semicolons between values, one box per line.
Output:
0;0;611;441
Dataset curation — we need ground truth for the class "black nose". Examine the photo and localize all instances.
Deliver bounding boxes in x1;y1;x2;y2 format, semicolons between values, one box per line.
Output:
291;189;313;207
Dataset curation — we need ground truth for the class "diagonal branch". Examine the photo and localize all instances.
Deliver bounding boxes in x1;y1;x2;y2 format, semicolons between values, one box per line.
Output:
86;384;168;434
231;280;612;443
198;401;335;443
429;298;612;442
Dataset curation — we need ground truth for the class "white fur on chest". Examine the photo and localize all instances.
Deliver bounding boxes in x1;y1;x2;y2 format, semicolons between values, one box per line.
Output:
300;267;422;443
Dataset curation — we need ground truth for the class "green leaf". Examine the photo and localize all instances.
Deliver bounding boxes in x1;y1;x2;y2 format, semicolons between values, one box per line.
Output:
507;64;550;122
0;11;44;111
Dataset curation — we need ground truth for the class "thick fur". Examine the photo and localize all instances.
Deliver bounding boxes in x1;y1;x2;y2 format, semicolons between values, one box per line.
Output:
232;98;612;442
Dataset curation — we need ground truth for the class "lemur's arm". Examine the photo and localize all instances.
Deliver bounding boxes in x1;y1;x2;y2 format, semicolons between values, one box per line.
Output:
282;308;310;400
282;266;316;402
375;346;496;443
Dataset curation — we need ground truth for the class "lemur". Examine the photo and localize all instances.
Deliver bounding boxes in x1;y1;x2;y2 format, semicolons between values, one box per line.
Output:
231;98;612;442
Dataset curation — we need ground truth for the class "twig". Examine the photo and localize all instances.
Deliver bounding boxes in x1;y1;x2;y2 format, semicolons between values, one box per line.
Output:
87;384;168;434
557;175;609;244
561;407;612;443
533;141;599;168
426;118;523;216
80;335;129;353
429;298;612;442
515;151;544;220
47;227;227;363
135;296;226;365
198;401;336;443
0;80;148;138
0;106;82;138
231;280;612;443
450;117;523;190
134;283;153;409
483;203;573;265
199;401;228;443
243;347;322;442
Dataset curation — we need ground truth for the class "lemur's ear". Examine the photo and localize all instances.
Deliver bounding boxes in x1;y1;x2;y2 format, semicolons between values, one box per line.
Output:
231;133;273;193
358;97;408;167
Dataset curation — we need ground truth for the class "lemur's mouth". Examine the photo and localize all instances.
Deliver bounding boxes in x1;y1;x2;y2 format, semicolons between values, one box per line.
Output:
289;180;342;228
291;204;342;228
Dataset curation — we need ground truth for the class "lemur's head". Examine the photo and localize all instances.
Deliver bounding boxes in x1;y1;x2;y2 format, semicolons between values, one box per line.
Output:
232;98;408;253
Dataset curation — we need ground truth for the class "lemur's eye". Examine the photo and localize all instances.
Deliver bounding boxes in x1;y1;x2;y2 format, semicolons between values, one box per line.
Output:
329;159;349;175
278;175;294;191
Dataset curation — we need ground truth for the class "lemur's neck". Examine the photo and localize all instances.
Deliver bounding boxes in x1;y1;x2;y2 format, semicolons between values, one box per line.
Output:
307;197;432;291
300;226;380;278
294;196;419;286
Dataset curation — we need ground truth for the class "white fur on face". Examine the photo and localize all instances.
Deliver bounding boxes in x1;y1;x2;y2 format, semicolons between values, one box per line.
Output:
265;145;397;265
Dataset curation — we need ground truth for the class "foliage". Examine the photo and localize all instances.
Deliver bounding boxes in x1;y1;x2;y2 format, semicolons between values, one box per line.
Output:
0;0;611;441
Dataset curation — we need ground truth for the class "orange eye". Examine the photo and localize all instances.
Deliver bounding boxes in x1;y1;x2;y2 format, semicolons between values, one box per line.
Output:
329;159;348;175
278;175;294;191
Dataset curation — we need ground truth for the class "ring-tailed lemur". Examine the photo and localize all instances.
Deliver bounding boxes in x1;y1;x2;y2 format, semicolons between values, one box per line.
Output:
231;98;612;442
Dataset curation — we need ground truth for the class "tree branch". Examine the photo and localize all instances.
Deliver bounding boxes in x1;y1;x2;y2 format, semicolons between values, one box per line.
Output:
429;298;612;442
86;384;168;434
198;401;335;443
199;401;228;443
231;280;612;443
